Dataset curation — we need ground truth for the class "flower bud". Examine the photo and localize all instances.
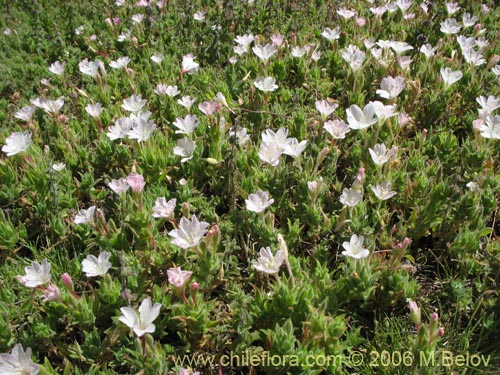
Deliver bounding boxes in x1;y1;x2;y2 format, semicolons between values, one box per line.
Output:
314;147;329;172
190;282;200;292
182;202;190;217
61;273;74;291
408;300;421;325
431;312;439;322
207;224;220;237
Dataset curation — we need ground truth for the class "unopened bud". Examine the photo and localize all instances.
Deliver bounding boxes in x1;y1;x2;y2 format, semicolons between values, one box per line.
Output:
182;202;190;217
207;224;220;237
61;273;74;291
314;147;330;172
408;300;421;325
438;327;445;337
277;233;288;259
190;282;199;292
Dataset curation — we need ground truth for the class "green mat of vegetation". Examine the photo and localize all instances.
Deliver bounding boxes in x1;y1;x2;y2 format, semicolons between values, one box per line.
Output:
1;0;500;374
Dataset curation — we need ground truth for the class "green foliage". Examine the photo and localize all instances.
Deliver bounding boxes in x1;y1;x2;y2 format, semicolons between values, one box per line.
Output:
1;0;500;374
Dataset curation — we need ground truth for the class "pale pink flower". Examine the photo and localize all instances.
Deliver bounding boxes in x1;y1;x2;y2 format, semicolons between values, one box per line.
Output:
126;172;146;192
167;267;193;288
109;178;130;194
152;197;176;219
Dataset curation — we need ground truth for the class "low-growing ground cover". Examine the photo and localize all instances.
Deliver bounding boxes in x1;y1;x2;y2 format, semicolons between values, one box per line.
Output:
1;0;500;374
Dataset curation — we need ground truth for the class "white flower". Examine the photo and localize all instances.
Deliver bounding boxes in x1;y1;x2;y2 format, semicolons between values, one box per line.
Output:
371;181;397;200
74;205;98;225
49;61;65;75
492;65;500;76
168;214;209;249
0;344;40;375
234;44;248;56
131;14;144;24
181;54;199;74
389;41;414;55
342;234;369;259
291;46;309;58
254;77;278;92
177;95;197;108
109;56;131;69
419;44;437;59
152;197;176;219
371;101;398;122
108;178;130;194
246;190;274;213
235;33;254;47
127;111;156;142
321;27;340;42
340;187;363;207
229;126;250;146
252;247;285;274
462;13;478;28
341;44;366;72
16;259;51;288
107;117;133;141
308;178;323;198
396;0;412;13
457;36;476;51
252;43;277;63
440;67;462;88
258;141;283;166
79;58;100;78
315;100;338;118
51;163;66;172
2;131;32;156
370;6;387;17
82;251;112;277
445;2;460;15
75;25;85;35
440;18;461;34
85;103;103;118
31;97;64;115
346;103;377;129
122;94;147;112
165;85;180;97
337;8;356;19
324;119;351;139
463;48;485;67
14;106;35;122
368;143;397;166
172;114;200;135
119;298;161;337
283;138;307;158
193;11;206;21
476;95;500;118
43;98;64;114
173;138;196;163
311;49;322;61
376;76;405;99
466;181;480;192
261;128;289;148
151;53;164;64
479;115;500;139
118;30;131;42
